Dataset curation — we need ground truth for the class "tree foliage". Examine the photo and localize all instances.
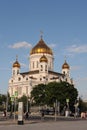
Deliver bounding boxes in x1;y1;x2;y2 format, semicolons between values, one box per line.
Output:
31;82;78;111
0;94;7;104
31;84;46;105
79;97;87;112
0;94;7;111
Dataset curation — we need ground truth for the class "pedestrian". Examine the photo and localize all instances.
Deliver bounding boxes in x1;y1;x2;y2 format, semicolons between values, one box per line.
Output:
41;111;44;121
81;112;86;119
25;112;29;120
9;111;12;118
3;110;6;118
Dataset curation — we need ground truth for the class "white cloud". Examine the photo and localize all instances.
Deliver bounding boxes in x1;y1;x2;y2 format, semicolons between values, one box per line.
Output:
9;41;32;49
20;63;28;68
49;43;56;48
70;66;81;71
66;44;87;53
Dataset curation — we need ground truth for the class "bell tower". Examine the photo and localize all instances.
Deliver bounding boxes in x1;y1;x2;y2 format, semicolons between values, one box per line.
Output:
62;60;70;77
12;56;20;76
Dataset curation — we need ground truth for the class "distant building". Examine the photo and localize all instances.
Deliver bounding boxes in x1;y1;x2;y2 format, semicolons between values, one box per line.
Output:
8;37;73;98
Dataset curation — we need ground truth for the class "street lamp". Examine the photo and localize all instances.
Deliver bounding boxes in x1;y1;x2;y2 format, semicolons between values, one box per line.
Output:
11;91;18;121
66;98;69;109
74;99;79;118
26;78;32;113
65;98;70;117
11;95;15;117
6;91;9;116
26;95;29;112
26;96;31;113
54;99;58;121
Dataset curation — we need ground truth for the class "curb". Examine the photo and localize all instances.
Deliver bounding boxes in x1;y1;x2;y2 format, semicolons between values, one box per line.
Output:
0;120;41;126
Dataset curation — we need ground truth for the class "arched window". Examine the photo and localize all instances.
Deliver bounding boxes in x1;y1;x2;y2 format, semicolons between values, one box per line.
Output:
66;78;67;82
18;87;22;95
18;77;21;81
13;70;15;75
33;61;34;68
37;61;38;68
26;77;28;81
63;71;65;74
45;65;47;71
17;70;19;74
11;80;13;83
40;65;43;71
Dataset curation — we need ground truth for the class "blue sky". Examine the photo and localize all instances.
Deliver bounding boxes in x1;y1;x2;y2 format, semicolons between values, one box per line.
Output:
0;0;87;100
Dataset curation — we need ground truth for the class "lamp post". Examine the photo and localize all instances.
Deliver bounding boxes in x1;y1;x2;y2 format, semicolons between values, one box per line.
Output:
54;99;58;121
29;97;31;113
66;99;69;109
26;95;31;113
26;95;29;112
26;78;32;113
6;91;9;116
11;95;15;118
58;101;60;116
13;91;18;121
74;99;79;118
65;98;69;117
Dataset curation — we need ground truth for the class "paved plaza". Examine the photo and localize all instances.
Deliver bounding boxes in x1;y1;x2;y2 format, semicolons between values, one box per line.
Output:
0;120;87;130
0;111;87;130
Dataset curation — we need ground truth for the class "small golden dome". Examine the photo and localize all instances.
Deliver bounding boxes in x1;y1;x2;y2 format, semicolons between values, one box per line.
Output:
40;55;48;63
30;38;53;55
62;60;70;69
13;57;20;68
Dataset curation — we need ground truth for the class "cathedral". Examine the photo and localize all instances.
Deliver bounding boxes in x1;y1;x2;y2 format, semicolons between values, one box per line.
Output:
8;36;73;98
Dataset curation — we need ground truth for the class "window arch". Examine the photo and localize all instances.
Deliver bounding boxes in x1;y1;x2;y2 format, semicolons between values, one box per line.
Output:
18;77;21;81
40;65;43;71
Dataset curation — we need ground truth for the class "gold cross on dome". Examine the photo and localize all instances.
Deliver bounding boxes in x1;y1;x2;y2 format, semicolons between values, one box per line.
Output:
40;30;43;39
16;55;18;61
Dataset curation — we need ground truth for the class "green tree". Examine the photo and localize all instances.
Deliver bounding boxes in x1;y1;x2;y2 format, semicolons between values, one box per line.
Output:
0;94;7;111
31;84;46;105
46;82;78;111
79;97;87;112
31;82;78;111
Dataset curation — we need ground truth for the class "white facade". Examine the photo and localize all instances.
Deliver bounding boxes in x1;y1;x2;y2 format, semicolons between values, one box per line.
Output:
8;37;73;98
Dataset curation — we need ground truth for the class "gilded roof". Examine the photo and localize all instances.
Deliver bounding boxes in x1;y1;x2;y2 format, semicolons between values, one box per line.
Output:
30;38;53;55
62;60;70;69
40;55;48;63
13;57;20;68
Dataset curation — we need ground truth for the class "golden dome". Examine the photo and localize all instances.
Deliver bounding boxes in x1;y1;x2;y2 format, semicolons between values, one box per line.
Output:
13;57;20;68
40;55;48;63
62;60;70;69
30;38;53;55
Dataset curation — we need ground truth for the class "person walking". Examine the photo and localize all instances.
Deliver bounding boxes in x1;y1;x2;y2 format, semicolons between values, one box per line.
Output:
3;110;7;119
41;110;44;121
25;112;29;120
